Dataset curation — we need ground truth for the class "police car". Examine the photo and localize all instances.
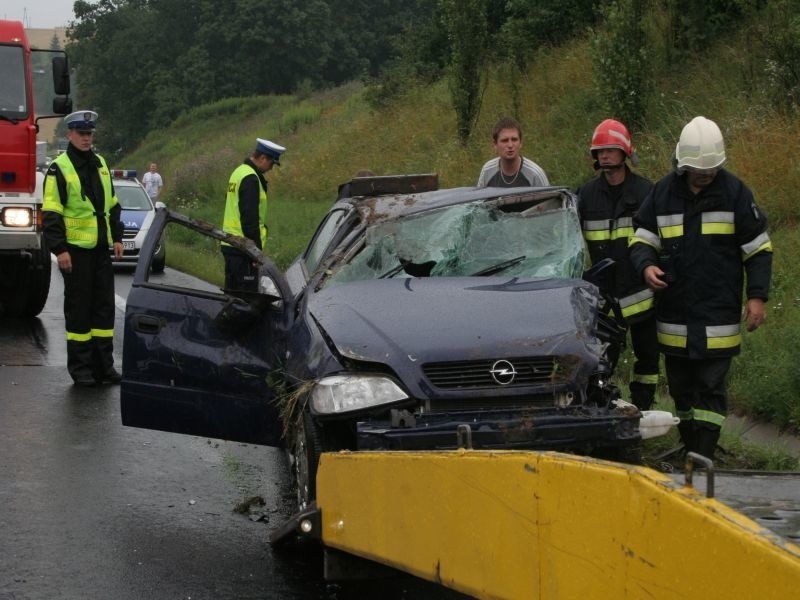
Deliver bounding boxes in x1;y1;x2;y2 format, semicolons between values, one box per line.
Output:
111;170;166;272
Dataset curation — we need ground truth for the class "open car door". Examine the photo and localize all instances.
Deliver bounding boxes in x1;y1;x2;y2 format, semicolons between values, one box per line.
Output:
120;210;291;446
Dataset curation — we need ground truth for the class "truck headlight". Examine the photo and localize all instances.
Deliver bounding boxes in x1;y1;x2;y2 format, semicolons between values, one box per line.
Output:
1;207;33;227
311;375;408;415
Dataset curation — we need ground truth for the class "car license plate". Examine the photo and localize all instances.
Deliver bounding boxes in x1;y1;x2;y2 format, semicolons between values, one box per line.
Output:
123;241;135;250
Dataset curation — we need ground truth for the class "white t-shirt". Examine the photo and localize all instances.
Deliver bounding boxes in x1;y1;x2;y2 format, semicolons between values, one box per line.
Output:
476;157;549;188
142;171;163;198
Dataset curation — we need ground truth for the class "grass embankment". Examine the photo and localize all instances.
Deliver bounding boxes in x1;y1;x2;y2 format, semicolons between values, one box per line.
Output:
118;34;799;467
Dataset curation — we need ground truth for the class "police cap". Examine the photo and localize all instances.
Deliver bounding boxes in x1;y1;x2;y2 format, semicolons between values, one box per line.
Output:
64;110;99;131
255;138;285;165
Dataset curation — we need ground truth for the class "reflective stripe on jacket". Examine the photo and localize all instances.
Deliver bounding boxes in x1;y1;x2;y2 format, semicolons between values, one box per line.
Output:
42;152;116;248
629;169;772;358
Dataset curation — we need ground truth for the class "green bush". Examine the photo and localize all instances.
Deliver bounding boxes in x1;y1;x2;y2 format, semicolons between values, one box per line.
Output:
280;103;322;134
760;0;800;113
591;0;652;129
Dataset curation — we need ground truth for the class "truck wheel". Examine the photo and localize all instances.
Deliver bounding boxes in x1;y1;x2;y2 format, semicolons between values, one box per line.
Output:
292;411;322;511
23;248;52;316
1;249;51;317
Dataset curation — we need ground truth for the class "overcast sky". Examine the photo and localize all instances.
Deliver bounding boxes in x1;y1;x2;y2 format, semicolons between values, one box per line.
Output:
2;0;76;29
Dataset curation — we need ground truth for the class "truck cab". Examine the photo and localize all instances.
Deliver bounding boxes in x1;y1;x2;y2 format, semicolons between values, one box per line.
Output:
0;19;72;317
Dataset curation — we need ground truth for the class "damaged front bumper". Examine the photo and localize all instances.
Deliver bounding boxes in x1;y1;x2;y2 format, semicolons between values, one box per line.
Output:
356;406;641;451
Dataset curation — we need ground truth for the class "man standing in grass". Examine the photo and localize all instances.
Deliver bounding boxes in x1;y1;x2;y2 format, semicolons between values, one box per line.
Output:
142;161;163;200
476;116;549;188
221;138;285;291
630;116;772;460
577;119;659;412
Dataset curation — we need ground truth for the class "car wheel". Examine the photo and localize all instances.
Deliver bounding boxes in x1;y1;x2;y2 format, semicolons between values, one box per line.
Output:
293;411;322;510
151;239;166;273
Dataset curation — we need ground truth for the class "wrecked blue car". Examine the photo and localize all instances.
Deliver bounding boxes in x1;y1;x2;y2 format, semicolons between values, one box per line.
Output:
120;175;640;508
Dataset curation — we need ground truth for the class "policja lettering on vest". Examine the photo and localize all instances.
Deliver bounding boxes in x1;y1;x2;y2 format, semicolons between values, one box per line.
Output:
221;138;285;292
42;110;125;387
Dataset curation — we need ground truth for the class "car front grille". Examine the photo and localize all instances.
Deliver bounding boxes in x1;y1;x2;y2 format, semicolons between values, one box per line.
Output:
427;395;559;411
422;356;561;389
122;229;138;240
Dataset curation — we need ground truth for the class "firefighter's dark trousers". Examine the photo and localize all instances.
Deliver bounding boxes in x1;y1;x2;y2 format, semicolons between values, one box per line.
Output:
61;245;116;382
665;355;731;459
628;316;659;411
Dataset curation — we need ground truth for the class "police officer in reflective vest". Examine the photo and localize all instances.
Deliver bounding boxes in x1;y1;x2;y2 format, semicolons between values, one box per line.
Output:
577;119;659;411
221;138;285;291
630;116;772;459
42;110;124;387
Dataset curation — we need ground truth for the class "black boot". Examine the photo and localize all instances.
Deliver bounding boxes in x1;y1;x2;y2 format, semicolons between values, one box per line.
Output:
677;419;695;453
693;427;721;461
630;382;655;411
96;367;122;384
92;337;119;384
67;339;95;386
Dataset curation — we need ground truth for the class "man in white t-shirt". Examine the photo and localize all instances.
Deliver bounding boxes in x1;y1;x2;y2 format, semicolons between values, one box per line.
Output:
476;117;549;188
142;162;163;200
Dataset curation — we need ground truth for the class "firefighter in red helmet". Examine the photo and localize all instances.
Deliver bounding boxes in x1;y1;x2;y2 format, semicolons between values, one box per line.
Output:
577;119;660;412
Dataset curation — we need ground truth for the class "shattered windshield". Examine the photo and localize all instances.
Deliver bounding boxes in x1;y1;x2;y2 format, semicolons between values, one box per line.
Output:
326;197;585;286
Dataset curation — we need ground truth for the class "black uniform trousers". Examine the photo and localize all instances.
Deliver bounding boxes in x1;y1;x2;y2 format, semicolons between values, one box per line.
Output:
628;316;659;410
664;354;731;459
62;245;116;382
223;250;258;292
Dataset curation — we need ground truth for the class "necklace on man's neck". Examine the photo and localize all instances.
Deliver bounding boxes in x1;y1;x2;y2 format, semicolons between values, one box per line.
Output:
500;159;521;185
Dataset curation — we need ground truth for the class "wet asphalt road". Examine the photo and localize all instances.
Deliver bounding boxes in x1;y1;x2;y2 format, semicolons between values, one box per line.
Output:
0;265;468;600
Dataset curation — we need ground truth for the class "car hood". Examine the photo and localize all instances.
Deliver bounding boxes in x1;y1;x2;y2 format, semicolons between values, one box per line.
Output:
120;209;148;230
309;277;603;369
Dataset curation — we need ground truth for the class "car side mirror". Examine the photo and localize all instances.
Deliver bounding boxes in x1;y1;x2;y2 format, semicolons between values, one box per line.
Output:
155;201;166;210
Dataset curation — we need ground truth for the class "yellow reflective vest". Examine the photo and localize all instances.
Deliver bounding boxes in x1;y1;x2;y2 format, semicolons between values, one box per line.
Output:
42;152;117;248
222;163;267;249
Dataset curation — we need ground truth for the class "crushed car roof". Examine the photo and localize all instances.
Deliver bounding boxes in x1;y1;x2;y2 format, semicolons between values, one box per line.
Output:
335;176;566;225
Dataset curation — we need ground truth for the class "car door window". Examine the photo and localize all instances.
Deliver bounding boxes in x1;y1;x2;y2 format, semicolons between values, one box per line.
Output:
304;209;349;273
141;218;225;292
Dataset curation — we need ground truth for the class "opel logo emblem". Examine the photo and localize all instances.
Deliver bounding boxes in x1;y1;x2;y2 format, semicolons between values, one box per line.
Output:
490;360;517;385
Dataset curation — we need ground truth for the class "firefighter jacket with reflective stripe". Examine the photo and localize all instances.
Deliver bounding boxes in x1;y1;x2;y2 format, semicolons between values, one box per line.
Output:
222;160;268;250
629;169;772;359
577;168;654;323
42;150;119;250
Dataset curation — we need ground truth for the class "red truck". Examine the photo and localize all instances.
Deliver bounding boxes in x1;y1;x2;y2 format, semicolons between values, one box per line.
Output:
0;20;72;317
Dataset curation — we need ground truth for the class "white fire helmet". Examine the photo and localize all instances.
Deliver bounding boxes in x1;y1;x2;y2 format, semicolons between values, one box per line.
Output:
675;116;726;173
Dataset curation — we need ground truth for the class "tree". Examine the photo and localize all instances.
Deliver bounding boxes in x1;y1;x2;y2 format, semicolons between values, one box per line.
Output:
440;0;489;143
66;0;437;150
591;0;651;129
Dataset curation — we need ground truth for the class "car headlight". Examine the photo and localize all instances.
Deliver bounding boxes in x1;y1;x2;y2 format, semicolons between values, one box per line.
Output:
1;207;33;227
311;375;408;415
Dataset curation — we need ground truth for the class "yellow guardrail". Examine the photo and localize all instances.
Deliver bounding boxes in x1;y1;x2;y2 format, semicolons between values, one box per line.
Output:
316;450;800;599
